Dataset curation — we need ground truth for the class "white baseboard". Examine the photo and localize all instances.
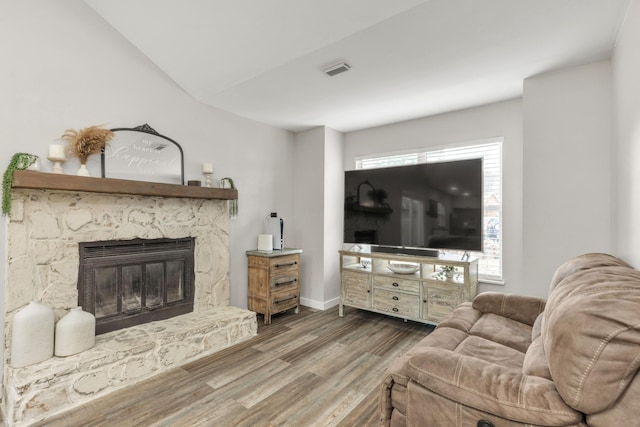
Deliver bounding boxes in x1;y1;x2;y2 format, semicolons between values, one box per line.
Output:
300;296;339;311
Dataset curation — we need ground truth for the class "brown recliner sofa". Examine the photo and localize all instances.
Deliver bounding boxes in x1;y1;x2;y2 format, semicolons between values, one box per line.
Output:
380;253;640;426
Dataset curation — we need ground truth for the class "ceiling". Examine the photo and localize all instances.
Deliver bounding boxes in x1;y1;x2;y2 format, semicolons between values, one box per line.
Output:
85;0;630;133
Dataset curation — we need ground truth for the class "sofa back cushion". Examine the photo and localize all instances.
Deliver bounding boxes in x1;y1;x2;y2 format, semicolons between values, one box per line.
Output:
543;253;640;414
548;252;631;292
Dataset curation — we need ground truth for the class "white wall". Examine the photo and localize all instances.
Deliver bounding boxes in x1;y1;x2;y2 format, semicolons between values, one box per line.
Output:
322;127;344;307
292;127;325;307
523;61;612;295
612;1;640;268
344;99;524;294
0;0;294;315
292;126;344;308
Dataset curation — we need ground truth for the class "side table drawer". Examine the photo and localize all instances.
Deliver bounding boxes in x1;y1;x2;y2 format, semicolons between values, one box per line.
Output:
270;255;300;275
374;288;420;318
271;289;299;313
270;274;299;292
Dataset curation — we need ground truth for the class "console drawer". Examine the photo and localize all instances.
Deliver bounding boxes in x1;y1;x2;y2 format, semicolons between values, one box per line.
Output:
374;276;420;294
374;288;420;318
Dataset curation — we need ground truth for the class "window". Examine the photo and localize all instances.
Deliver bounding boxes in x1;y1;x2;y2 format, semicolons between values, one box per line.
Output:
355;139;502;281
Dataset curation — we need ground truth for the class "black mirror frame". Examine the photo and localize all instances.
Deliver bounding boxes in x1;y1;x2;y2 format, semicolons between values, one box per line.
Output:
101;124;185;185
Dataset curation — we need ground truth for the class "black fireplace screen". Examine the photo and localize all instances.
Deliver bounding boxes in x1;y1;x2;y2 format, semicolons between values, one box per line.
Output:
78;238;195;334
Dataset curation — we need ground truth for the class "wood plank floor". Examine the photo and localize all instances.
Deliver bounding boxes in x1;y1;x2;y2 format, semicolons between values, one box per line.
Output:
26;306;433;427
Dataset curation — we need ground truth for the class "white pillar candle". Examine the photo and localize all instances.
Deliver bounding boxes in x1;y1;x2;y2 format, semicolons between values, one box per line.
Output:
49;143;66;159
202;163;213;173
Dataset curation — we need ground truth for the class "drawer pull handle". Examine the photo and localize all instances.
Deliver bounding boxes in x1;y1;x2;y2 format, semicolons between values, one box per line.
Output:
392;296;399;301
275;295;297;304
392;307;399;312
392;282;399;287
275;278;297;286
275;261;297;268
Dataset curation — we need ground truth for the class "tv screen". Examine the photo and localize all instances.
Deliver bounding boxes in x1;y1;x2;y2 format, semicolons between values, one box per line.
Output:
344;159;483;253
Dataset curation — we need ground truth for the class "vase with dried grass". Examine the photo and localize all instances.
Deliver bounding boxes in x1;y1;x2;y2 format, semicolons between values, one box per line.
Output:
60;125;114;176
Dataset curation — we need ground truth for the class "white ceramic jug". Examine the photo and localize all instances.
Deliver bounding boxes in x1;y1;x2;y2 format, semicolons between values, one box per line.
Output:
55;306;96;357
11;301;55;367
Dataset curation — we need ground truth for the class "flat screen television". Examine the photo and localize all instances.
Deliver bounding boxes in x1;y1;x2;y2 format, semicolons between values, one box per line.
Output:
344;159;483;254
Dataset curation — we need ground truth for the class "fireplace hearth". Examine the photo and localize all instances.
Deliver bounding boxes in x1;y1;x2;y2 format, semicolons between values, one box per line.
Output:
78;237;195;334
3;172;256;426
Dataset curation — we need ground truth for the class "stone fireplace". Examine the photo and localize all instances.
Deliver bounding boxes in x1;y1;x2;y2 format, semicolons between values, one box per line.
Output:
3;171;257;425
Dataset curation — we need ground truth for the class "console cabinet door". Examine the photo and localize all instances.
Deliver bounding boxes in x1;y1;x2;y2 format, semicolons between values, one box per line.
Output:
341;271;372;308
423;284;464;323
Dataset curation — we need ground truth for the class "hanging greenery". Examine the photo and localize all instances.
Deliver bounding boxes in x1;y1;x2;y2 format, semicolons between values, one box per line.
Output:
221;177;238;218
2;153;38;215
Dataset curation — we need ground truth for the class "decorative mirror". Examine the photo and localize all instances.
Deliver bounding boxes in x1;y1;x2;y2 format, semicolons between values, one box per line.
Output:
101;124;184;184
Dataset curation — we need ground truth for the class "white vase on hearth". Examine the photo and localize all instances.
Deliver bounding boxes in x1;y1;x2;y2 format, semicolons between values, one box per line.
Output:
11;301;55;367
55;306;96;357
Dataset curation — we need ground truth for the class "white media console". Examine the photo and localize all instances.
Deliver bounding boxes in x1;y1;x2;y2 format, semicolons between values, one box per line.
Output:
339;249;478;324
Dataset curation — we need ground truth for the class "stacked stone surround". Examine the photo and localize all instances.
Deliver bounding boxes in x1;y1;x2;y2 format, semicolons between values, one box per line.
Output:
3;188;257;425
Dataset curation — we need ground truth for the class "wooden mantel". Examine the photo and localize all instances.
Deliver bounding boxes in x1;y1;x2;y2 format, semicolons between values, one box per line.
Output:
11;170;237;200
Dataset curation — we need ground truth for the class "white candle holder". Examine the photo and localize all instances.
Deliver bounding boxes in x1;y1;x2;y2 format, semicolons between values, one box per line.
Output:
203;172;213;188
47;156;66;174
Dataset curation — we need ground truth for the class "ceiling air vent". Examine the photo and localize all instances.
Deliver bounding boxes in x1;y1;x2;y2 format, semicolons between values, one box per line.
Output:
322;61;351;77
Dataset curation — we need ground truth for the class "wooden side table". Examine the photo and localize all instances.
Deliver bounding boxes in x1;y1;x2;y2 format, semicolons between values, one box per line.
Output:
247;248;302;325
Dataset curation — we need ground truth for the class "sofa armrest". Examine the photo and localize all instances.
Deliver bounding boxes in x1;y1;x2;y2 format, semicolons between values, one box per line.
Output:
407;348;581;425
472;292;546;326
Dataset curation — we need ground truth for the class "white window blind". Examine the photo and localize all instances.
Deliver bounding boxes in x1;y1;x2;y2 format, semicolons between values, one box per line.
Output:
355;140;503;281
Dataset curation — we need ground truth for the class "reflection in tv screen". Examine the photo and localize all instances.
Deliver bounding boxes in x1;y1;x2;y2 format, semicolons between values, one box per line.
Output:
343;159;482;253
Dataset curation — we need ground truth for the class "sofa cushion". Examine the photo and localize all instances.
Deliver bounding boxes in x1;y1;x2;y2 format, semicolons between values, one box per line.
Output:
456;335;526;369
436;301;481;333
380;325;471;423
531;313;544;341
522;335;552;380
406;383;585;427
543;259;640;414
470;312;534;353
406;348;583;425
585;374;640;427
473;292;546;326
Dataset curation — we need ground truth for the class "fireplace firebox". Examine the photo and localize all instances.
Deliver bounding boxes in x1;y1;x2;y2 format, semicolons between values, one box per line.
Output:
78;238;195;334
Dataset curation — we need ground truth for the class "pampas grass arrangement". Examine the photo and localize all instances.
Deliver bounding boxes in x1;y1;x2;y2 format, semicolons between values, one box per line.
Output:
61;125;114;165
